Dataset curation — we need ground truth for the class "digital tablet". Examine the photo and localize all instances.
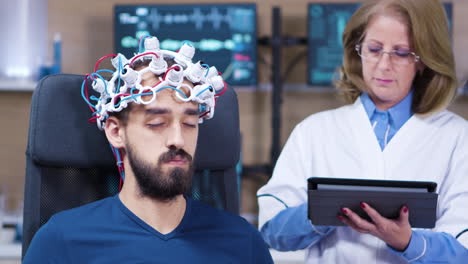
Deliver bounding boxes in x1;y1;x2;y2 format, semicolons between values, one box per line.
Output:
307;177;438;228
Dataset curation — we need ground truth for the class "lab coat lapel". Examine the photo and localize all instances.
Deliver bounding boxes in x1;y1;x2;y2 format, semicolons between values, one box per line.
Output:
345;98;385;179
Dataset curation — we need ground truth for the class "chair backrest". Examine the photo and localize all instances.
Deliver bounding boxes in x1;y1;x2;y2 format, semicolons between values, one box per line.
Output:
22;74;240;256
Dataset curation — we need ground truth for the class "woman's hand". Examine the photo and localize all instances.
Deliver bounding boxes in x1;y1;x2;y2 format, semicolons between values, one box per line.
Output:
337;202;412;251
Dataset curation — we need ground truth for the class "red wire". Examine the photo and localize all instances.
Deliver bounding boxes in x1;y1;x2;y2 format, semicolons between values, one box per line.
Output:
129;52;160;66
162;66;181;80
199;111;211;118
113;93;131;105
94;54;117;73
84;74;96;113
152;80;162;88
87;116;99;123
117;148;125;191
215;81;228;96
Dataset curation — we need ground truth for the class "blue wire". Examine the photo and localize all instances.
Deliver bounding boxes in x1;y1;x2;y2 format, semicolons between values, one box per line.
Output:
113;92;153;108
156;86;188;98
257;194;289;209
139;35;151;53
90;73;109;95
95;68;114;95
181;40;193;47
196;86;212;97
96;69;114;75
80;78;97;109
89;95;100;102
113;145;121;161
139;37;144;53
201;64;210;77
110;144;125;181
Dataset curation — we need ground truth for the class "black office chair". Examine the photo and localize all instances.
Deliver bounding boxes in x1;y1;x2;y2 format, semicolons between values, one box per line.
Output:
22;74;240;256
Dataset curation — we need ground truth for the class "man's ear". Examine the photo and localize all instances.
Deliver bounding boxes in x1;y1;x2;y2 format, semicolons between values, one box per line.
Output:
104;116;126;149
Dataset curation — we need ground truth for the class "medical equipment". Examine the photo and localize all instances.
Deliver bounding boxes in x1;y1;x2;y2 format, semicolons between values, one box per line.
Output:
82;35;227;131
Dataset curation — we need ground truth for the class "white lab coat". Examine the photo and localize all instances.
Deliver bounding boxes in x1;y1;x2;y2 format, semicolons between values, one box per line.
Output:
258;98;468;264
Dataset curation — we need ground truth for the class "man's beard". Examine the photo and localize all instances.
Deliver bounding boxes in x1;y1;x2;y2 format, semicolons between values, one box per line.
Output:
126;144;194;201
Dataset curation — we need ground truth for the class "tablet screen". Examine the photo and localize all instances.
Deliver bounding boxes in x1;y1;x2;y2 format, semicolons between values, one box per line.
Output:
316;184;428;193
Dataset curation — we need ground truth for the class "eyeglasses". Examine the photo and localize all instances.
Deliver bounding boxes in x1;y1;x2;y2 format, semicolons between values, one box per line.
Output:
355;43;420;66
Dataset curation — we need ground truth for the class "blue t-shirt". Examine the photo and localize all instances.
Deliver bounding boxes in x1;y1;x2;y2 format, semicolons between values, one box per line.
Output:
24;195;273;264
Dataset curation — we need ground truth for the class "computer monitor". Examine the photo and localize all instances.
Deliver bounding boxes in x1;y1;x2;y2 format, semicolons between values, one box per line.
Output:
114;4;257;87
307;3;453;87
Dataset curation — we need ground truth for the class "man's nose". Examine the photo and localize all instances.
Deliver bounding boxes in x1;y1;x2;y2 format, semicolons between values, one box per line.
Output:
166;124;185;149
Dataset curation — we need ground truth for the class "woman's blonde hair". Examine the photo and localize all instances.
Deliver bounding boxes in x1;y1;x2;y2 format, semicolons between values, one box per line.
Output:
335;0;457;114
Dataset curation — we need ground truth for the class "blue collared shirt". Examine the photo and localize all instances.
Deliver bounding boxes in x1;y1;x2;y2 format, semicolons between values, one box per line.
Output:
360;91;413;150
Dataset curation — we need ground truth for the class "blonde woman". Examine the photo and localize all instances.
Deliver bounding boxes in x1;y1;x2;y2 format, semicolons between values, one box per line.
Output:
258;0;468;263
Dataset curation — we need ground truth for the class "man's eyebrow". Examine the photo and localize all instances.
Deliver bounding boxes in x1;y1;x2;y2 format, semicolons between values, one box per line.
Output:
145;108;171;115
185;108;199;116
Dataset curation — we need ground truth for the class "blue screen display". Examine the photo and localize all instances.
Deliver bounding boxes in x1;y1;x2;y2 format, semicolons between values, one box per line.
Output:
307;3;453;87
114;4;257;87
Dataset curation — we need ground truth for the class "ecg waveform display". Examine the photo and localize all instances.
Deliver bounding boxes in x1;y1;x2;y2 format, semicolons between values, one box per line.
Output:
115;4;257;86
307;3;453;87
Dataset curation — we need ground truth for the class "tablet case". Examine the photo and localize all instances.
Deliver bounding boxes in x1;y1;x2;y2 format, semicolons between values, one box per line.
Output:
308;177;438;228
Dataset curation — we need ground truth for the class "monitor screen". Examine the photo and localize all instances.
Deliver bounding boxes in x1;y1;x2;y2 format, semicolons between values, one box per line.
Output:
307;3;453;87
114;4;257;87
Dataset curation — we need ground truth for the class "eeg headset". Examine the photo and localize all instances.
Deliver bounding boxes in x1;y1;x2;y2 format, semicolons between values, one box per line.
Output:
81;35;227;186
81;35;227;130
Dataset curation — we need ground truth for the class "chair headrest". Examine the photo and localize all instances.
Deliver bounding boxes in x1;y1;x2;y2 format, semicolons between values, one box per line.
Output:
26;74;240;170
